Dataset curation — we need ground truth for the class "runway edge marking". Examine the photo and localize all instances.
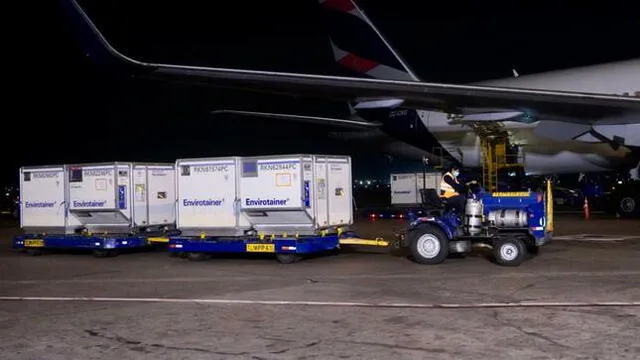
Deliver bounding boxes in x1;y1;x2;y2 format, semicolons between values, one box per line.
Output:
0;296;639;308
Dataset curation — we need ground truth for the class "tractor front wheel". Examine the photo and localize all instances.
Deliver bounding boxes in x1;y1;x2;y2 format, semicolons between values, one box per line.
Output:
408;225;449;265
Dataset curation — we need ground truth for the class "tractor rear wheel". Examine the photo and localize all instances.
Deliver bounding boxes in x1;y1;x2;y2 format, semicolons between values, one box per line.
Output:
493;236;526;267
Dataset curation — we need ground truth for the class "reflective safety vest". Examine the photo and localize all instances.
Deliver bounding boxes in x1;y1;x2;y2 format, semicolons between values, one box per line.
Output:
440;172;460;198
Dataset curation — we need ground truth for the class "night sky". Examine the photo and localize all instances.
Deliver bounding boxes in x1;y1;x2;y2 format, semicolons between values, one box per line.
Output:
7;0;639;186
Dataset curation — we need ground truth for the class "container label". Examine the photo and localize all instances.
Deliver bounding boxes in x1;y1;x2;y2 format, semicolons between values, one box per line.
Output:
32;172;60;179
25;201;57;208
304;180;310;208
259;162;297;171
317;179;326;200
85;169;112;177
118;185;126;209
73;200;107;208
182;198;224;207
245;198;289;207
135;184;145;202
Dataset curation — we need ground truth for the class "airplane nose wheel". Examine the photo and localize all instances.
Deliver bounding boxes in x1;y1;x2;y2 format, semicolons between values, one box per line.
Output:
620;197;636;213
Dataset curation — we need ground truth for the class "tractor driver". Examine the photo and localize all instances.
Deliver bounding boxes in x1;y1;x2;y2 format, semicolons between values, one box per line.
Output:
439;165;477;214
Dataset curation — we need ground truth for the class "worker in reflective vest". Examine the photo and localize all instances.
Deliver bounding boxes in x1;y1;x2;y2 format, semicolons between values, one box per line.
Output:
440;165;476;214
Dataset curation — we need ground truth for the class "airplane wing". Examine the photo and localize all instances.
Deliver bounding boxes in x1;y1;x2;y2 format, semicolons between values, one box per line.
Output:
210;110;381;129
62;0;640;125
210;109;455;165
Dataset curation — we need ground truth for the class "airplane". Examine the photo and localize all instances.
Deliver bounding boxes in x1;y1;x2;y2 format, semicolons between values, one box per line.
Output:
60;0;640;215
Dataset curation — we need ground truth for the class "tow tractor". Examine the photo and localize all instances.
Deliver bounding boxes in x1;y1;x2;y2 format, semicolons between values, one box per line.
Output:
395;121;554;266
395;179;554;267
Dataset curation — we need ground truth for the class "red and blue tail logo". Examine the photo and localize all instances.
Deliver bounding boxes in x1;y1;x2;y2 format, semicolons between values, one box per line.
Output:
318;0;420;81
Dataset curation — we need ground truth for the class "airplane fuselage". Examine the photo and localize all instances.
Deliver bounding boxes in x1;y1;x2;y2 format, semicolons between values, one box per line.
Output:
416;110;637;174
382;59;640;175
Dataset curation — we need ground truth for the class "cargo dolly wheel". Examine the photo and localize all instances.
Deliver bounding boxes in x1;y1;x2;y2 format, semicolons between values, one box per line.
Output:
276;253;301;264
26;249;43;256
493;236;526;267
93;250;118;258
187;252;208;261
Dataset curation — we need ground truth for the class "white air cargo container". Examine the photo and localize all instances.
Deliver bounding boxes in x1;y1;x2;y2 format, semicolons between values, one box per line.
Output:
176;154;353;236
19;165;66;232
19;162;176;234
390;172;443;205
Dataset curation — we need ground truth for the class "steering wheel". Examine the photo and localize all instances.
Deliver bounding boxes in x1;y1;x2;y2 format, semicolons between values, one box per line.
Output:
467;181;485;198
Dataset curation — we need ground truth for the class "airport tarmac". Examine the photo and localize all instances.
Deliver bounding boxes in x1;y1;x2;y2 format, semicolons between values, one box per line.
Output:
0;214;639;359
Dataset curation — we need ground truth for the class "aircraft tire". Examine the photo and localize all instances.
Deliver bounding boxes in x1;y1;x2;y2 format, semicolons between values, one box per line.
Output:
617;194;639;218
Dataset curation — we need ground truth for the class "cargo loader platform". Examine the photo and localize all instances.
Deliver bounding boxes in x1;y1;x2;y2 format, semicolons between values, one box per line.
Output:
13;233;161;257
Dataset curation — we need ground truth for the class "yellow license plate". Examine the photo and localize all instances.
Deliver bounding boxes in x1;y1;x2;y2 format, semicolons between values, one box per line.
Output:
24;239;44;247
246;243;275;253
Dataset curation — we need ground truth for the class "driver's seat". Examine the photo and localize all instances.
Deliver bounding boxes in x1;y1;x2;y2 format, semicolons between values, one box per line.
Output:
419;188;448;216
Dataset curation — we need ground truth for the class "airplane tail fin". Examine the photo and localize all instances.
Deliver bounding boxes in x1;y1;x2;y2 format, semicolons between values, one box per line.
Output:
59;0;146;71
318;0;420;81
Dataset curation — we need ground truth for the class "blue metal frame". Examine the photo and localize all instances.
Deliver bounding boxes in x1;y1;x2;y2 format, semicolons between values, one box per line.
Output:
406;211;458;240
13;234;152;251
481;191;549;245
405;188;551;246
168;235;340;255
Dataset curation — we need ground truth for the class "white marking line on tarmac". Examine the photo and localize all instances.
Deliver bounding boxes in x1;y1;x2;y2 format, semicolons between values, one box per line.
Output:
553;234;640;241
4;270;640;285
0;296;639;308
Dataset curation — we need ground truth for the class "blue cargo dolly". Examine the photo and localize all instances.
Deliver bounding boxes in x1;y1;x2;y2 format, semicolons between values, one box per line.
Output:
168;234;342;263
13;233;156;257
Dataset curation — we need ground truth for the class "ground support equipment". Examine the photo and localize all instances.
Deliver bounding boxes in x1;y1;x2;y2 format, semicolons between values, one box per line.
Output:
13;233;162;257
168;230;389;263
471;121;525;192
395;180;554;267
168;234;341;264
